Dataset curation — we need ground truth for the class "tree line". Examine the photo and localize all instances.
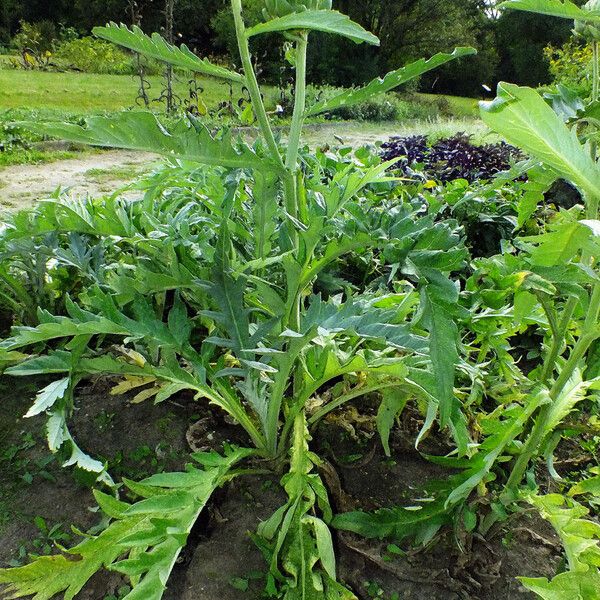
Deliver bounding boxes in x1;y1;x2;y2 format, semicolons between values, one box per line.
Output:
0;0;574;95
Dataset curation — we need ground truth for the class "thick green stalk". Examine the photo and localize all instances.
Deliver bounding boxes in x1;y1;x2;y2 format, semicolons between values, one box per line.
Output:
504;327;600;494
593;42;599;104
512;182;600;491
283;34;309;333
265;336;308;456
230;0;283;170
285;33;308;173
581;190;600;343
585;283;600;330
505;182;600;493
539;296;575;383
538;295;560;383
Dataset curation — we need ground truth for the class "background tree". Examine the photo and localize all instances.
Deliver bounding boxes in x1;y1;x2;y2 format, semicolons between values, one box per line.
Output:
0;0;585;95
494;9;573;87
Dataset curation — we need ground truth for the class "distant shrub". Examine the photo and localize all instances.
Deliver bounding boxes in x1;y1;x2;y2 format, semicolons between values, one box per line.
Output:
49;37;165;75
281;85;435;122
392;97;438;121
11;20;57;54
57;25;80;44
53;37;134;74
544;38;593;96
329;92;400;121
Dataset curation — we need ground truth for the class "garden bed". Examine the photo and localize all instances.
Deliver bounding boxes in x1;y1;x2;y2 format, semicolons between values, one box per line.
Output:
0;377;564;600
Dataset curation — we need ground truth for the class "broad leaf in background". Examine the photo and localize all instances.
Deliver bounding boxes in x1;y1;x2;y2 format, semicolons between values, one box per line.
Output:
93;23;243;82
16;113;274;172
520;571;600;600
522;221;599;267
420;276;461;434
246;10;379;45
0;448;251;600
334;390;549;544
0;348;28;372
500;0;600;22
569;467;600;496
376;387;409;457
306;48;477;117
518;493;600;599
480;84;600;201
263;0;332;19
517;165;557;227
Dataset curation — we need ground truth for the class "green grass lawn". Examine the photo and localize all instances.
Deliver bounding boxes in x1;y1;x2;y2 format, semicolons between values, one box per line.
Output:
0;68;481;118
0;68;278;113
0;67;484;169
414;93;481;118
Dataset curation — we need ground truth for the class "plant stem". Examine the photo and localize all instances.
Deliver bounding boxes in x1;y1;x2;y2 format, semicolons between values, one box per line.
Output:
285;33;308;173
504;327;600;494
508;181;600;493
548;330;600;397
230;0;284;170
283;35;310;342
593;42;599;104
539;295;575;383
282;33;309;325
266;337;308;456
538;295;560;382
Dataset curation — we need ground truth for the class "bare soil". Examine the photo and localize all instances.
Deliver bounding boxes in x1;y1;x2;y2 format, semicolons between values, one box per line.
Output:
0;376;563;600
0;150;156;212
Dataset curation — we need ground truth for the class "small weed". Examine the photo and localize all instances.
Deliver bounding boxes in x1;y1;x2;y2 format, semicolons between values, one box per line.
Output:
382;544;406;562
364;581;400;599
228;571;264;592
0;432;56;488
106;444;177;481
93;410;115;432
155;412;176;435
103;586;132;600
7;517;72;567
0;148;79;168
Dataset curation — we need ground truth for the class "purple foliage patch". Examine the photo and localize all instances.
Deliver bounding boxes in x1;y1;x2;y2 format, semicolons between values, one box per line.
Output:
380;133;523;182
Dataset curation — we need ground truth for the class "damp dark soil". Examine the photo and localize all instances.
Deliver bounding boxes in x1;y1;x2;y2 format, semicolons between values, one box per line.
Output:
0;376;566;600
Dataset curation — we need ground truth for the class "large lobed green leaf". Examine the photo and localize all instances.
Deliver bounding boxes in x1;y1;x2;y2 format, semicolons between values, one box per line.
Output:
334;389;549;544
257;415;355;599
0;448;252;600
246;9;379;45
524;493;600;571
500;0;600;22
301;295;428;354
519;571;600;600
518;492;600;599
94;23;243;82
16;112;276;172
0;348;28;372
522;221;600;267
480;83;600;200
306;48;477;117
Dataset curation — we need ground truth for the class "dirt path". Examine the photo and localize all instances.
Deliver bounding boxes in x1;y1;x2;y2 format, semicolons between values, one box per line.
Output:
0;118;487;213
0;150;157;212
